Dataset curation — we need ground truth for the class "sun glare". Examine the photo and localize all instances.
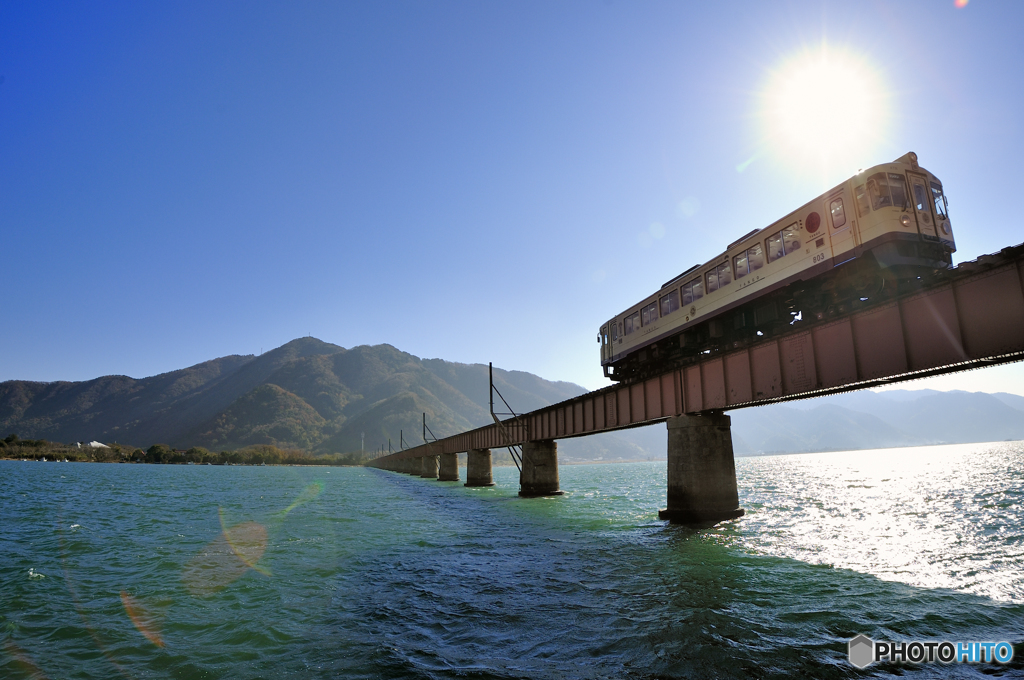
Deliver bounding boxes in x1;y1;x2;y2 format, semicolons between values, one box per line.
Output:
759;44;889;179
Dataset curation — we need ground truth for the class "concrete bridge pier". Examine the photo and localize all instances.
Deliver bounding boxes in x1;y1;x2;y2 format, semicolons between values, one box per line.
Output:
465;448;495;487
421;455;439;479
658;413;744;526
406;458;418;475
519;440;563;497
438;452;459;481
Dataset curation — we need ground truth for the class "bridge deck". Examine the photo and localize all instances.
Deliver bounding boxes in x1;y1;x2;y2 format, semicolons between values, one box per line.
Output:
371;243;1024;462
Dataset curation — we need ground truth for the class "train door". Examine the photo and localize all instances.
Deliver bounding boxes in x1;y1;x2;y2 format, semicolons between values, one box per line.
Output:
600;324;609;362
907;172;938;239
826;188;857;263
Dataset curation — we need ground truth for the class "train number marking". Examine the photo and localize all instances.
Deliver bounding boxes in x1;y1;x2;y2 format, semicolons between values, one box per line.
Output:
812;253;826;264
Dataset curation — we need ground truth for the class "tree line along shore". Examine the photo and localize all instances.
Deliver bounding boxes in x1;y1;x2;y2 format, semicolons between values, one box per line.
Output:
0;434;368;466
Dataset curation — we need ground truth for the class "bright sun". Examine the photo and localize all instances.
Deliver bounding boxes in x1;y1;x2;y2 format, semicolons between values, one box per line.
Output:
760;44;889;177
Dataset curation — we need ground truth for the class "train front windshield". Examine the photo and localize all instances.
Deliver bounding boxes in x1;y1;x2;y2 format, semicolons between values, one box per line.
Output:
930;182;949;221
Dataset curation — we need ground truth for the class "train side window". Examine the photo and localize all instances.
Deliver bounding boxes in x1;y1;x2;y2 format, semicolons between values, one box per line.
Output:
783;226;800;254
830;198;846;229
747;243;764;272
641;302;658;326
682;278;703;304
706;268;719;293
868;172;892;210
733;252;749;279
766;231;784;263
660;289;680;316
889;173;909;210
691;277;704;301
624;311;640;335
855;184;870;217
717;261;732;286
611;323;617;343
930;182;949;220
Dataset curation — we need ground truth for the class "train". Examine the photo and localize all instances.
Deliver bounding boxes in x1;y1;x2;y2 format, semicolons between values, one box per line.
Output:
599;151;955;382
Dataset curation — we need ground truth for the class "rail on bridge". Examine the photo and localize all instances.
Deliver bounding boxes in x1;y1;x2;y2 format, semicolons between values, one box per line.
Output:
369;243;1024;525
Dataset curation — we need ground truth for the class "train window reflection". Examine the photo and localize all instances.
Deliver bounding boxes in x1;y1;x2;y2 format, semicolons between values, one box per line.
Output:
931;182;949;220
682;278;704;304
766;232;784;263
868;172;892;210
734;252;748;278
706;269;719;293
747;243;764;272
783;226;800;254
641;302;658;326
855;184;870;217
718;262;732;286
913;182;928;211
707;262;732;292
830;198;846;229
624;311;640;335
660;289;680;317
889;173;909;209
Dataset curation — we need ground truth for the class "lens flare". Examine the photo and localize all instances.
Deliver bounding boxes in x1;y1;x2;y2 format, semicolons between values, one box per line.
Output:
279;481;322;517
758;42;889;179
119;591;164;648
182;512;269;597
2;639;50;680
181;483;320;597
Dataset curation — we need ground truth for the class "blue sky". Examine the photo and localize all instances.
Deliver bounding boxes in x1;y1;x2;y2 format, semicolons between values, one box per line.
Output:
2;0;1023;394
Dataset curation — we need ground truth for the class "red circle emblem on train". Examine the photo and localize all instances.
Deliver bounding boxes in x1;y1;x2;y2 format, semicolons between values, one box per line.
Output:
806;212;821;233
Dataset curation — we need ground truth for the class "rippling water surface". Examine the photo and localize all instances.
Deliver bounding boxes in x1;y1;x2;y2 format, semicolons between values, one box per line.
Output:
2;441;1022;678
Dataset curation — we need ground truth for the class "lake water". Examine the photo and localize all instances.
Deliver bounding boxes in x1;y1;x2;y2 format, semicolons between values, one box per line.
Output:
2;441;1022;678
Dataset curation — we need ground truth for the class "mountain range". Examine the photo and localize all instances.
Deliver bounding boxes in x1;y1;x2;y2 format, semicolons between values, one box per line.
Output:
1;337;1022;460
0;338;644;460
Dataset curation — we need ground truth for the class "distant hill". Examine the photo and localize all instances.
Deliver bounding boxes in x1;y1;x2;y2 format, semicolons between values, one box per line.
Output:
726;389;1024;455
0;338;643;460
2;338;1021;460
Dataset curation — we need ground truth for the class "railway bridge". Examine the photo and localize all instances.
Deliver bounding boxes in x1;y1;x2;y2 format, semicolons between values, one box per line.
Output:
368;242;1024;526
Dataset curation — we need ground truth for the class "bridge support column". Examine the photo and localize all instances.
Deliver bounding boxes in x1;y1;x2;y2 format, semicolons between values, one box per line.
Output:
465;448;495;487
438;452;459;481
405;459;417;475
659;413;744;526
519;440;563;497
420;455;439;479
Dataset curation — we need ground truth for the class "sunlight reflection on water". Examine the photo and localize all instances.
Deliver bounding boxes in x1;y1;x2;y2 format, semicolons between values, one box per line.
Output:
735;441;1024;601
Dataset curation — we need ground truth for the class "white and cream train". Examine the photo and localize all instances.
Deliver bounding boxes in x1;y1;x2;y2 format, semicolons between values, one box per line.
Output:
599;152;955;382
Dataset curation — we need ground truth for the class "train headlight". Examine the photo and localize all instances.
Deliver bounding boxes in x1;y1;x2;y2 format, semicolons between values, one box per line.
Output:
941;222;950;234
900;214;912;227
